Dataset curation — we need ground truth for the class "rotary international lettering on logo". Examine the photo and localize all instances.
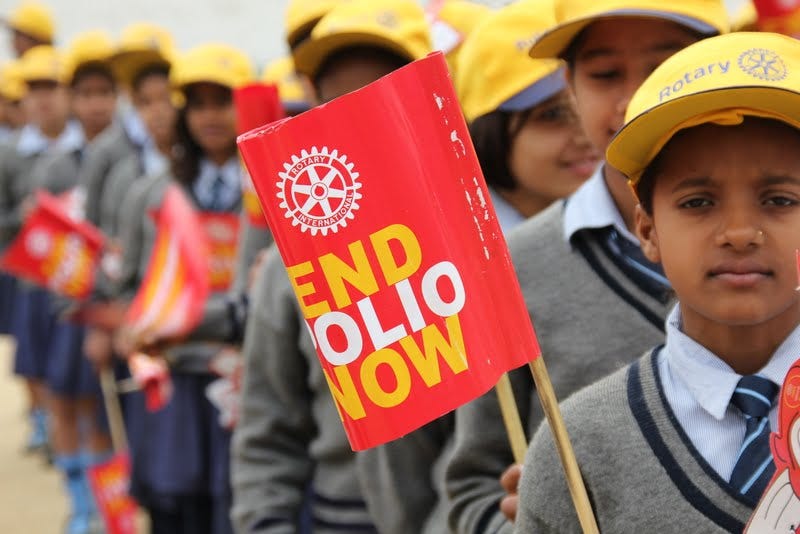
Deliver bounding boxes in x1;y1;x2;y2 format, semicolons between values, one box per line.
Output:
277;146;362;236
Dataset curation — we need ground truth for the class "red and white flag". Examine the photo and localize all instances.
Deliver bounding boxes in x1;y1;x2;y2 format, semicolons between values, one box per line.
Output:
0;190;103;299
124;184;210;342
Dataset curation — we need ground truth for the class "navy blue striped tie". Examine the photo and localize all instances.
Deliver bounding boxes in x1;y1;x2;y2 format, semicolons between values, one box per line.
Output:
729;375;779;504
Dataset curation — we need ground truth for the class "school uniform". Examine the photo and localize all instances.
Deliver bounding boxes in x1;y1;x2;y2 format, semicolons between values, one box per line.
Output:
1;122;85;382
356;188;526;534
514;305;798;532
446;166;673;534
79;111;148;226
114;157;242;534
231;247;377;534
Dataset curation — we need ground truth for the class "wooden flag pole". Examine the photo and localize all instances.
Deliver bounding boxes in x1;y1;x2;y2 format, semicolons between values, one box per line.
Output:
529;357;599;534
495;372;528;464
100;366;129;453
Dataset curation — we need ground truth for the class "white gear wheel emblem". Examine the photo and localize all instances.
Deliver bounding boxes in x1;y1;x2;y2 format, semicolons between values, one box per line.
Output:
277;146;362;236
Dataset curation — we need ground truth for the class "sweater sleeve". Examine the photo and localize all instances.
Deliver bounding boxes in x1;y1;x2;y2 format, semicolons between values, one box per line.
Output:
356;415;453;534
446;366;533;534
0;149;28;244
230;249;317;534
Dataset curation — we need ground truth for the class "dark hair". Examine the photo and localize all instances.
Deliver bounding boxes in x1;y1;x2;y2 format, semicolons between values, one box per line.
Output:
131;63;170;93
171;104;202;187
469;109;533;191
636;159;660;215
312;46;410;89
71;63;116;90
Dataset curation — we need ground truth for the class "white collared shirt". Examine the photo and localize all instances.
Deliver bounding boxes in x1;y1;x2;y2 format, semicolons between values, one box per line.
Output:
562;164;639;244
16;120;85;157
140;140;169;177
489;187;525;235
193;157;241;210
658;305;800;480
121;108;150;148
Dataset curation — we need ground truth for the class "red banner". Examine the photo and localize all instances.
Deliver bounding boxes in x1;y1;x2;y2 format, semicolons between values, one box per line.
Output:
235;83;285;228
199;212;240;291
124;185;210;342
87;453;137;534
0;190;104;299
238;52;538;450
754;0;800;35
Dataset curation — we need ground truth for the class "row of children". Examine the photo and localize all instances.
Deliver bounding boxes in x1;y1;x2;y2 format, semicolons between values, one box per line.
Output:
3;0;796;533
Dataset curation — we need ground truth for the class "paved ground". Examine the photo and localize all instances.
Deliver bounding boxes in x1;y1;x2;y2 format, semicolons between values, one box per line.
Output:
0;336;147;533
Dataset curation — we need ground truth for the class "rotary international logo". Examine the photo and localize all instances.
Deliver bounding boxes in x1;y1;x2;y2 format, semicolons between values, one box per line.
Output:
277;147;362;236
738;48;787;81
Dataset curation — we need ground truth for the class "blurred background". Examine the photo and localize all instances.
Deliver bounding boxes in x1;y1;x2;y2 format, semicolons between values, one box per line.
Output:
0;0;748;66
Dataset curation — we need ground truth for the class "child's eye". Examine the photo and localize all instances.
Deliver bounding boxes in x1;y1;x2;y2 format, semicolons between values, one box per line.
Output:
764;196;798;207
589;70;620;81
679;197;712;209
534;104;573;123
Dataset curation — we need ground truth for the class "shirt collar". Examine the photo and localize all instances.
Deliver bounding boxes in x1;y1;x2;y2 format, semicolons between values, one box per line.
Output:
16;120;85;157
140;140;169;177
563;164;639;244
121;109;150;148
489;187;526;235
193;157;241;208
663;305;800;421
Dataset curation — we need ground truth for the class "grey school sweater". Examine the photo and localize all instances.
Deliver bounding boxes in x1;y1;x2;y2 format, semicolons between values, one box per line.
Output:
79;122;137;226
230;248;375;534
446;201;672;534
515;349;755;533
0;138;39;248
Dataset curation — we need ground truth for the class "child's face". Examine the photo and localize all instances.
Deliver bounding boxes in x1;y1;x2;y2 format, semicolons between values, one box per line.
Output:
506;91;599;213
185;82;237;159
567;18;700;153
636;119;800;330
71;72;116;137
133;73;176;148
24;80;69;132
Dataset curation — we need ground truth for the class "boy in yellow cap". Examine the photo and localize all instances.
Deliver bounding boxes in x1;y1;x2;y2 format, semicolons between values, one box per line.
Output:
0;43;82;463
517;30;800;531
445;1;729;532
3;1;54;57
354;2;598;533
112;42;253;534
0;61;27;140
230;2;430;533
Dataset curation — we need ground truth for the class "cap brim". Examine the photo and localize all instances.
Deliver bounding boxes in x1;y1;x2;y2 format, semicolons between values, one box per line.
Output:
498;67;566;112
530;10;718;59
293;31;419;80
111;51;170;87
607;86;800;180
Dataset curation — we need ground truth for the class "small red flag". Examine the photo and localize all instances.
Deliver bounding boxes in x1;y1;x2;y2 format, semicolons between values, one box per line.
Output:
753;0;800;36
238;52;538;450
0;190;104;299
124;185;210;342
87;453;138;534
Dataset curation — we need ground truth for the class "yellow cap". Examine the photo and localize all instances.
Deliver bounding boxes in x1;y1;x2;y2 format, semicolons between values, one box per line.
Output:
0;61;27;101
457;0;564;122
430;0;489;80
4;2;54;43
111;23;176;88
285;0;342;49
293;0;432;80
262;55;309;111
607;32;800;187
529;0;729;59
19;44;64;84
732;1;758;32
171;43;254;92
63;30;114;84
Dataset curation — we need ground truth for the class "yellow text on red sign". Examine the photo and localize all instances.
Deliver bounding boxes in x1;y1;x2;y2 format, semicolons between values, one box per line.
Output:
286;223;469;420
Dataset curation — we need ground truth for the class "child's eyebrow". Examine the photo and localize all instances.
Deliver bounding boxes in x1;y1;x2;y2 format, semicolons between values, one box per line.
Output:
578;41;688;62
760;175;800;187
671;176;712;193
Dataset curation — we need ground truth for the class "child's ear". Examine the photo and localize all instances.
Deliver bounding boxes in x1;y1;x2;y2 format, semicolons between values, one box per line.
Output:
635;204;661;263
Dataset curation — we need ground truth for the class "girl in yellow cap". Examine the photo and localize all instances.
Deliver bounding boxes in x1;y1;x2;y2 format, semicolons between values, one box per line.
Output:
111;42;253;534
446;1;730;532
354;2;598;533
0;44;82;465
517;30;800;531
26;30;119;534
